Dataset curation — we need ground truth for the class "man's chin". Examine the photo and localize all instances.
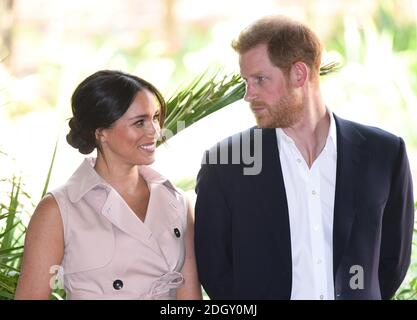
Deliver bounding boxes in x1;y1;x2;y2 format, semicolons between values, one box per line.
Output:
253;115;271;128
256;119;288;129
255;121;274;129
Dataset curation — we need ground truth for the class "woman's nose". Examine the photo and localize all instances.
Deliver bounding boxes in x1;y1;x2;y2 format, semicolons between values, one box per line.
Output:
146;120;160;137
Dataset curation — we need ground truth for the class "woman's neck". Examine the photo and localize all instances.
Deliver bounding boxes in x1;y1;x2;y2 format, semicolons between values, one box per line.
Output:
94;154;144;196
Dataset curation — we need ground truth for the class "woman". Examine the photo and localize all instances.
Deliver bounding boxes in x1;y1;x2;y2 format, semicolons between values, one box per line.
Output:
15;70;202;300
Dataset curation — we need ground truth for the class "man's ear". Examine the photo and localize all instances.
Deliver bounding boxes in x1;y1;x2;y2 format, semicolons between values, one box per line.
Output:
290;61;308;88
95;128;107;144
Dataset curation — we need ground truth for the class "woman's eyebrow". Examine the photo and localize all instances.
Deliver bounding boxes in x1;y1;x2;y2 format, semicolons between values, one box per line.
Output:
128;114;148;120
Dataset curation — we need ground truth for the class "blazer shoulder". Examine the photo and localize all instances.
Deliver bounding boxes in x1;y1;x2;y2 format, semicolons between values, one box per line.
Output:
205;126;258;154
199;126;263;178
336;116;402;148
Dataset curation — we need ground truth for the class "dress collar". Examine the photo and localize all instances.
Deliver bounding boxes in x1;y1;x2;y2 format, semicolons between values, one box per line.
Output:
67;157;176;203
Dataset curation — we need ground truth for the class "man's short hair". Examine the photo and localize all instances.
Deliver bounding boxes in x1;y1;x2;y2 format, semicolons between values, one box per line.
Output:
232;15;322;78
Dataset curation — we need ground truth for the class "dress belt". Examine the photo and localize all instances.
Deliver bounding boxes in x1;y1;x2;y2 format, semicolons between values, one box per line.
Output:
67;271;184;300
140;271;184;300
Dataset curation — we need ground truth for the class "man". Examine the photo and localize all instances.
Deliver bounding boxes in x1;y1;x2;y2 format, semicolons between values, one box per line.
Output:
194;15;414;300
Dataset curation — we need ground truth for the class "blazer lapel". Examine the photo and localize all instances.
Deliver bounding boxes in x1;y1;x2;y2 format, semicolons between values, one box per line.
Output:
332;115;369;276
259;128;291;235
253;128;292;284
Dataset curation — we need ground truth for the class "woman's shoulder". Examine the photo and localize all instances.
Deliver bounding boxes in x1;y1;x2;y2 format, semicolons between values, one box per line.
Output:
28;194;62;234
36;194;60;214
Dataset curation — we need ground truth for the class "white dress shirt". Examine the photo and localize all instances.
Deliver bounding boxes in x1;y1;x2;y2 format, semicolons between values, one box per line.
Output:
276;111;337;300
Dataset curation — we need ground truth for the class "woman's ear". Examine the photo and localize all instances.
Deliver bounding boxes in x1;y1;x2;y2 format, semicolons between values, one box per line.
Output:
95;128;107;144
290;61;309;88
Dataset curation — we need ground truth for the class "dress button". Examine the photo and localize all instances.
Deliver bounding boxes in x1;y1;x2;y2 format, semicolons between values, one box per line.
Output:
174;228;181;238
113;279;123;290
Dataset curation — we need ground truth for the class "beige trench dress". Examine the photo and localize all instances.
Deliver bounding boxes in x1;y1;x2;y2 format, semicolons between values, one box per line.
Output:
49;158;187;299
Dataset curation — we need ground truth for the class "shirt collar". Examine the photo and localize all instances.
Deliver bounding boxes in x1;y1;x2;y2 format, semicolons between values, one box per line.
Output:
275;108;337;153
67;157;176;203
327;109;337;153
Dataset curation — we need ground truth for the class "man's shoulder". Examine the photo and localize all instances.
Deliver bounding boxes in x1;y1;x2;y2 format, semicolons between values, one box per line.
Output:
335;115;401;145
205;126;260;152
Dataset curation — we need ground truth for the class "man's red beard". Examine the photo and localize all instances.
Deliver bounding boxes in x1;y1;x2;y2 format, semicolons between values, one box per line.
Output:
250;89;303;128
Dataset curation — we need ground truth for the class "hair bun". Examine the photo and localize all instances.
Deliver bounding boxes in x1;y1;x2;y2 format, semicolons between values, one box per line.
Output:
66;118;96;154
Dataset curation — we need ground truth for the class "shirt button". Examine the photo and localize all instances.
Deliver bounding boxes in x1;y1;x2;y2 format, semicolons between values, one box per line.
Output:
317;259;322;264
312;190;317;195
320;294;324;300
296;158;302;163
113;279;123;290
174;228;181;238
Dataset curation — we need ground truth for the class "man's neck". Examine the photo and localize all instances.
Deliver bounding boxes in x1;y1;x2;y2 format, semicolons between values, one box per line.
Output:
283;101;330;168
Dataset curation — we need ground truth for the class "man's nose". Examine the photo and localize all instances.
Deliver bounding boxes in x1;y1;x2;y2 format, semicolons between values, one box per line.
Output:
244;83;257;102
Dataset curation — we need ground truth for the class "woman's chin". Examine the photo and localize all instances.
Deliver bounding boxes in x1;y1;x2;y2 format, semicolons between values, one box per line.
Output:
138;155;155;166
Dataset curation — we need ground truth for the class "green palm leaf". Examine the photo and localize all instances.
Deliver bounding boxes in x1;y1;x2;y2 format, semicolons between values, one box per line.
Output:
162;73;245;141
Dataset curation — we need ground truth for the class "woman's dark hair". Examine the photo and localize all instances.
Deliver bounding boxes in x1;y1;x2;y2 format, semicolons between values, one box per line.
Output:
66;70;166;154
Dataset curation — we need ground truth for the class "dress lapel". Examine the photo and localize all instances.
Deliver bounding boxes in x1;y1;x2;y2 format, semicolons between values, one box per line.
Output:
144;183;183;237
101;189;163;256
145;183;186;270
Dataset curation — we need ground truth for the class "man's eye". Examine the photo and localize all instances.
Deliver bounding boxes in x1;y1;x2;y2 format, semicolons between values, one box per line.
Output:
153;114;160;121
256;76;266;83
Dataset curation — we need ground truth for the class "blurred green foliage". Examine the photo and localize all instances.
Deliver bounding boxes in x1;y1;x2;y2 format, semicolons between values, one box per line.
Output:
1;0;417;300
395;201;417;300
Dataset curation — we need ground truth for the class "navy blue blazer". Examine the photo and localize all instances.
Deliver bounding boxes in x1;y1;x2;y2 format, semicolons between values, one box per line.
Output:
195;114;414;300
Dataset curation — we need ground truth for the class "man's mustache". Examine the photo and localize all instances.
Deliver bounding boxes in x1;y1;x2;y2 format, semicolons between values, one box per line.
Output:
250;102;267;108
